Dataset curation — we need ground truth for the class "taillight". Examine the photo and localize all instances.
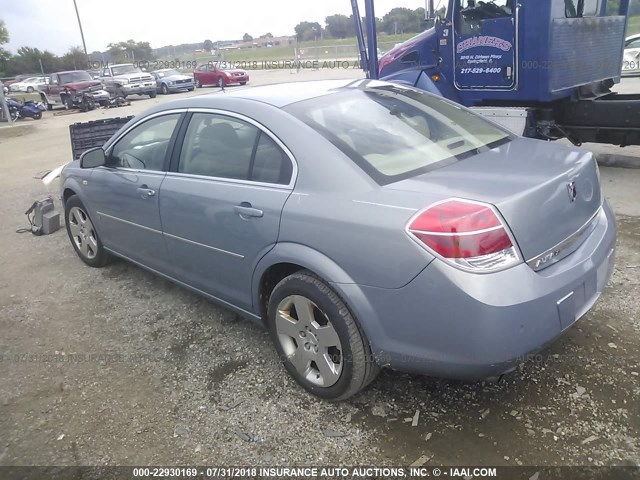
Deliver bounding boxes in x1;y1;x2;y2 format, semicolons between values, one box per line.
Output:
406;199;521;273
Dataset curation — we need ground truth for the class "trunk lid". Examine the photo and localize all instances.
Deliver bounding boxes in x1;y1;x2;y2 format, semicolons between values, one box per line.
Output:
387;138;602;262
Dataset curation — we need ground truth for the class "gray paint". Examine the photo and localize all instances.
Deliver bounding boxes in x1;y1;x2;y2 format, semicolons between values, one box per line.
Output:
61;79;617;379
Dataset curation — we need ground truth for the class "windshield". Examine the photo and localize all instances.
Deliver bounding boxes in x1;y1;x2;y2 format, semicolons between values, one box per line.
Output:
112;65;141;76
285;85;512;185
155;69;181;77
59;71;92;84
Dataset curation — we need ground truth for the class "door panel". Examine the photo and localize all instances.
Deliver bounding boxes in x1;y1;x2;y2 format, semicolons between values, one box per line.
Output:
454;0;516;90
88;169;168;270
160;112;294;310
84;113;182;271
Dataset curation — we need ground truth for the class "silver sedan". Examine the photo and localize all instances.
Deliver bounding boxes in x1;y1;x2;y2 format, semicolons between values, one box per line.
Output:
622;34;640;76
61;80;616;400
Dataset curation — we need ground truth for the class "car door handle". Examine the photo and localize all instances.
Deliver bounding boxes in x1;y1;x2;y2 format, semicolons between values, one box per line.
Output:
234;203;263;218
137;185;156;199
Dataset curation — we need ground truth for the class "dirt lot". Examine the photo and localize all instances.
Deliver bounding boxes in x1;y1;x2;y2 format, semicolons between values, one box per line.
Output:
0;69;639;468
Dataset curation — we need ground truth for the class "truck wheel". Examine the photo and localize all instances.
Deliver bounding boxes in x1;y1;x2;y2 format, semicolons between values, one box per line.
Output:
116;87;127;99
47;104;53;111
63;95;74;110
267;271;379;400
149;91;157;98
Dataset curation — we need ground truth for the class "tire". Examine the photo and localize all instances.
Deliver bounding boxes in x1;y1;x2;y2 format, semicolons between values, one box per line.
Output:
65;195;110;268
187;87;194;92
267;271;379;400
27;86;34;93
116;87;127;99
240;82;247;86
195;78;202;88
63;95;74;110
161;84;169;95
32;112;42;120
148;90;157;98
47;103;53;111
218;77;225;88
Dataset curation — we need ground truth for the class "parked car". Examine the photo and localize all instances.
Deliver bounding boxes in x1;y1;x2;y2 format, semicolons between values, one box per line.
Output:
100;64;157;99
193;62;249;88
39;71;110;111
150;69;195;94
3;74;40;87
9;76;48;93
622;34;640;76
61;80;616;400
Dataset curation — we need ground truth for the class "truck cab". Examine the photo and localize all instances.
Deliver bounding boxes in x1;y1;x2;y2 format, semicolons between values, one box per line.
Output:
100;64;157;99
375;0;637;145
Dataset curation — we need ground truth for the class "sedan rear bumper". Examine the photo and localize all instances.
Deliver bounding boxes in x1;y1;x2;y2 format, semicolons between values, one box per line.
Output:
337;201;616;380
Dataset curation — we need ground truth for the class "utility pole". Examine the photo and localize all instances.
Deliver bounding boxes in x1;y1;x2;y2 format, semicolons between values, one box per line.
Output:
72;0;88;55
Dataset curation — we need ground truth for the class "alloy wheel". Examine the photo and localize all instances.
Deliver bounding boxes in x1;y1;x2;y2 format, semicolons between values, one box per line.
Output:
68;206;98;260
275;295;343;387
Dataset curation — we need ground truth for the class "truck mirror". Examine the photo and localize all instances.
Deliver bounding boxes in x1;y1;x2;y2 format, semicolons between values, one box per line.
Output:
426;0;435;19
80;147;106;169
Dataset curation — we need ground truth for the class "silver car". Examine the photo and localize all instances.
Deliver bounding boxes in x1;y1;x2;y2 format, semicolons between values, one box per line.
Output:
61;80;616;400
622;34;640;76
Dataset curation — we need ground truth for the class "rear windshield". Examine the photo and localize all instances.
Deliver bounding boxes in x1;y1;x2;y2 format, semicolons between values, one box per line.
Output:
285;86;512;185
59;71;92;84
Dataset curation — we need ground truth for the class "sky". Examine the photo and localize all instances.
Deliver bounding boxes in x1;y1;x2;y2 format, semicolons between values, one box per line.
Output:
2;0;428;55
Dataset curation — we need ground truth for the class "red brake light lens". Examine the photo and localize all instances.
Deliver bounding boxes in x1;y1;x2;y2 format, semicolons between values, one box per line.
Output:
407;199;521;272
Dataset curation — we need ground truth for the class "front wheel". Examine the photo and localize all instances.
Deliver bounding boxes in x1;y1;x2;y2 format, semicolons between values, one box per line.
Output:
240;82;247;86
195;78;202;88
161;84;169;95
27;86;34;93
32;112;42;120
218;77;225;89
267;271;379;400
148;91;157;98
65;195;110;268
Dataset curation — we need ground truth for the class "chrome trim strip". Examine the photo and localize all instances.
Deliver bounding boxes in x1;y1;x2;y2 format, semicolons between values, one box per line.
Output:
409;225;504;236
97;212;162;235
163;232;244;259
164;172;291;191
527;206;603;272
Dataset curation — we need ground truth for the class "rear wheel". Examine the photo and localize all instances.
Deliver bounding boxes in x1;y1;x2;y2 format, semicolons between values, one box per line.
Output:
65;195;110;268
27;86;34;93
267;271;379;400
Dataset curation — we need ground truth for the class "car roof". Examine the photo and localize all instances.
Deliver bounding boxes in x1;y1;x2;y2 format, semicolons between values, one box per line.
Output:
626;34;640;42
207;79;371;108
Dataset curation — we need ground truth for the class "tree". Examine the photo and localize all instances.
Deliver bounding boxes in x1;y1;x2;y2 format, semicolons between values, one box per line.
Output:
0;20;8;45
294;21;323;42
259;33;274;39
325;14;354;39
243;33;253;42
60;46;88;71
203;39;214;51
380;7;424;35
106;40;154;63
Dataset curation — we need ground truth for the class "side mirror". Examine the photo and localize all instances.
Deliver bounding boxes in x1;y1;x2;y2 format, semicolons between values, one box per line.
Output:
426;0;435;19
80;147;106;168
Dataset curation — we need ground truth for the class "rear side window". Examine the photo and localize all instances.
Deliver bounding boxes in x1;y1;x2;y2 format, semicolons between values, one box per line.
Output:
178;113;293;185
565;0;598;17
285;86;511;185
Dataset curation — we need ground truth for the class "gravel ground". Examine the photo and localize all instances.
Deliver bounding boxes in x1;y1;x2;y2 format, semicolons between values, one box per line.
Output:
0;69;639;468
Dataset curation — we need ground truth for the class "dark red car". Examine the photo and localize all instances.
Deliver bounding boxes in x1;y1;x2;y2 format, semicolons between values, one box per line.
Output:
193;62;249;88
